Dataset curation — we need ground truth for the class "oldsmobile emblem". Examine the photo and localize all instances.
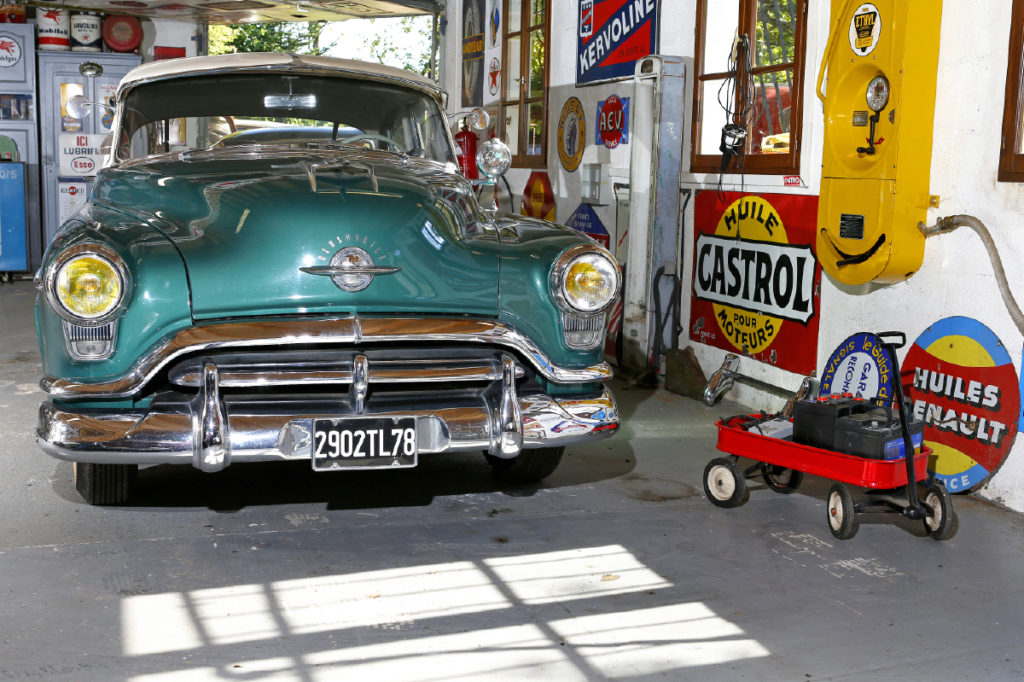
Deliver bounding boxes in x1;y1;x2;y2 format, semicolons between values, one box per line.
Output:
300;246;400;292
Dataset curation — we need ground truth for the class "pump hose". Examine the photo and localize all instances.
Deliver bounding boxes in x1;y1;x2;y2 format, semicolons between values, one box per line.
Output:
919;214;1024;335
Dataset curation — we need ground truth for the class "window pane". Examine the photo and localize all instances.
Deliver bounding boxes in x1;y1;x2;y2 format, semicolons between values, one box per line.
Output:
699;79;730;156
754;0;797;67
507;0;521;33
702;1;739;75
504;104;520;155
506;35;521;100
530;0;545;27
527;101;544;156
528;29;545;99
749;69;793;154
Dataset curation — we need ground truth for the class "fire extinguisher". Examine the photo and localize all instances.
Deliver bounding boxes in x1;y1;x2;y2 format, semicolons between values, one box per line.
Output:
454;120;479;179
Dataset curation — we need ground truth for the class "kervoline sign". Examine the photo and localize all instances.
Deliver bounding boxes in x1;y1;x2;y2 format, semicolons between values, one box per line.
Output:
577;0;658;85
690;191;821;375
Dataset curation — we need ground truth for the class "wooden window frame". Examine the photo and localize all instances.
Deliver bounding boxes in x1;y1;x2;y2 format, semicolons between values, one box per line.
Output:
500;0;550;168
690;0;808;175
999;0;1024;182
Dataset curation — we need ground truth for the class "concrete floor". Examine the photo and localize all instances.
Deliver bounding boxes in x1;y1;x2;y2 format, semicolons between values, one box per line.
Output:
2;278;1023;681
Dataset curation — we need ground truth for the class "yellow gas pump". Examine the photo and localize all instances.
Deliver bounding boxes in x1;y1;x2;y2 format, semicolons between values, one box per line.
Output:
817;1;942;285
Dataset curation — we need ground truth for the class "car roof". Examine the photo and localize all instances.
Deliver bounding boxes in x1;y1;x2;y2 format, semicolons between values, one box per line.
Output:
118;52;445;100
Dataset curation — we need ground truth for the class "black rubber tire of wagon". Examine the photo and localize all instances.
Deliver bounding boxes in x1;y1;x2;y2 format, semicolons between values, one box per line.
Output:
826;483;859;540
924;484;956;541
761;463;804;494
703;457;748;508
485;447;565;483
74;462;137;505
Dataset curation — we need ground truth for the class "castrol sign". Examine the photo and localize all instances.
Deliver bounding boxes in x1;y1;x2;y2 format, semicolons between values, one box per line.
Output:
690;191;821;374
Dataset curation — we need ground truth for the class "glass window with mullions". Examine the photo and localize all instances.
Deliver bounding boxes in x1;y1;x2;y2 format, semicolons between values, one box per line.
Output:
999;0;1024;181
692;0;806;175
501;0;549;166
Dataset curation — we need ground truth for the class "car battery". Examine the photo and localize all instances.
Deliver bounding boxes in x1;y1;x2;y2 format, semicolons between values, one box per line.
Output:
834;409;925;460
792;394;873;451
793;394;924;460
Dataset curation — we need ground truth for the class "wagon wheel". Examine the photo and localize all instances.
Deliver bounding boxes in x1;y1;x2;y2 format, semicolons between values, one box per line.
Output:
761;463;803;494
703;457;748;508
826;483;859;540
923;483;956;541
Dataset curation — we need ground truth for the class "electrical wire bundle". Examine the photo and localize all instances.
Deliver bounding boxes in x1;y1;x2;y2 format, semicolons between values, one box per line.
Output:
717;33;755;199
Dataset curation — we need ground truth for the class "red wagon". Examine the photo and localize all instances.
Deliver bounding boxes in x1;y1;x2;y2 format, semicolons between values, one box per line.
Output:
703;332;956;541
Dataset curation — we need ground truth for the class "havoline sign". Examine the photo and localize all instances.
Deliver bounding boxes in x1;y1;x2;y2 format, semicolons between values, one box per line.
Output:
577;0;658;85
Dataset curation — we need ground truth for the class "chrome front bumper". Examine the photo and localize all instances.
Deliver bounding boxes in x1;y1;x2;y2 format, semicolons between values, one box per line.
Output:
37;359;619;471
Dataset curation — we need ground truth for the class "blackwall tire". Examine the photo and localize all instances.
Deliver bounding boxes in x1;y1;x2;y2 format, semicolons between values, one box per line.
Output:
485;447;564;483
74;462;137;505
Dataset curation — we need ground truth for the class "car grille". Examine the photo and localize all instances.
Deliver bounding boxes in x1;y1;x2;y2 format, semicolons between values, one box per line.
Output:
165;346;527;391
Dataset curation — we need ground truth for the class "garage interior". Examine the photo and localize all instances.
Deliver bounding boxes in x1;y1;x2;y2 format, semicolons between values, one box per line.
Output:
3;0;1024;679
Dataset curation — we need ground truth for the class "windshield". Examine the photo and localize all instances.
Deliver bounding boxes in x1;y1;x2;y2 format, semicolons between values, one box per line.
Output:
116;72;455;164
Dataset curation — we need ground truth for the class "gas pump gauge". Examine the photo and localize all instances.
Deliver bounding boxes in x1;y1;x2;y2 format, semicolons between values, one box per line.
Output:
866;75;890;112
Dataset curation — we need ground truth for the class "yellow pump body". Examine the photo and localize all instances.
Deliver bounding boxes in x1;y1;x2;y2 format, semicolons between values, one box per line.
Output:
817;0;942;285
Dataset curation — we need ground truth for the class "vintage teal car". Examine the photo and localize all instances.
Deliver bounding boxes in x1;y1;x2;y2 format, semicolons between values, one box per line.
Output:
34;53;621;505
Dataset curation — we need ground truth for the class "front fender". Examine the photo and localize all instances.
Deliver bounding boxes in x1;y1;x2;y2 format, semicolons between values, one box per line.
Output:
36;204;192;386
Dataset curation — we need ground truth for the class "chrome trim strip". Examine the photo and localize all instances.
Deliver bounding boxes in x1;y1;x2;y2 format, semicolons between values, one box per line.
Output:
299;266;401;277
169;358;527;388
37;388;620;467
42;317;612;399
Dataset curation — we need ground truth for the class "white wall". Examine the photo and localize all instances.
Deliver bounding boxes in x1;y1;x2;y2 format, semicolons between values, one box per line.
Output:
443;1;1024;512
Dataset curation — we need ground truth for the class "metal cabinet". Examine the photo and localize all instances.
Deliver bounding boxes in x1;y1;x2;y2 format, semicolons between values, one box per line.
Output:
0;23;37;271
38;52;139;247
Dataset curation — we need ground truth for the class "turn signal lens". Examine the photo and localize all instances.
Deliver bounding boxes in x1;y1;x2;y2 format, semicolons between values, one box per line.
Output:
55;255;122;319
562;253;618;313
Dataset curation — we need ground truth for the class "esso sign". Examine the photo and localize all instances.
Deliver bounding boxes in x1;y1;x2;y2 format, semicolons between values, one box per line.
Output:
70;156;95;174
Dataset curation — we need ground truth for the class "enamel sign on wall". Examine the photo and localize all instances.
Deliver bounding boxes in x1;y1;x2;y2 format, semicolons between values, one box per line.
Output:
565;203;609;247
461;0;485;107
521;171;555;221
690;191;821;375
577;0;658;85
904;317;1020;492
595;95;629;148
558;97;586;171
819;332;896;402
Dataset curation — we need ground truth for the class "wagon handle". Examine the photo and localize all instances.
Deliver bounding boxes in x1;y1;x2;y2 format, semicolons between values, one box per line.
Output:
876;331;906;350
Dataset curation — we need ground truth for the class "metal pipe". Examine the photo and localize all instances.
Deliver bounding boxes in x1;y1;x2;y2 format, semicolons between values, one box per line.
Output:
919;214;1024;335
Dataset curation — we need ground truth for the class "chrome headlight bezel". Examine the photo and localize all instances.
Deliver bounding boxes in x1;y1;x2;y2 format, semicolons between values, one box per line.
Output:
549;243;621;315
44;243;131;327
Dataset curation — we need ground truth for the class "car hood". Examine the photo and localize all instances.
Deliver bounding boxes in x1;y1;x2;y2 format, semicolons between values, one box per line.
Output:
92;150;500;320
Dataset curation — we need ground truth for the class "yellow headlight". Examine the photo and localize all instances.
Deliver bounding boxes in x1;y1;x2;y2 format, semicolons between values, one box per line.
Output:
55;255;122;319
562;253;618;312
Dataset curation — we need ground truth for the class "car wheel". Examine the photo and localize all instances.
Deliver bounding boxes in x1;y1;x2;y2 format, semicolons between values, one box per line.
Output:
826;483;858;540
761;463;803;494
703;457;747;508
485;447;564;483
74;462;137;505
923;484;956;541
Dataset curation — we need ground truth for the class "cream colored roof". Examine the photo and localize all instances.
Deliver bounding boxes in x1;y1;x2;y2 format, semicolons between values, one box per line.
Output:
118;53;443;99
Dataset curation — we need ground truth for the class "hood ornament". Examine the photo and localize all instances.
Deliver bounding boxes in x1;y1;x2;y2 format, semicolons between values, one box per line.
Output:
300;247;399;292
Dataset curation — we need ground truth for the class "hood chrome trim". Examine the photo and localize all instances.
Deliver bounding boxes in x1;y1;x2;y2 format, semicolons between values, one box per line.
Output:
41;316;612;399
299;266;401;276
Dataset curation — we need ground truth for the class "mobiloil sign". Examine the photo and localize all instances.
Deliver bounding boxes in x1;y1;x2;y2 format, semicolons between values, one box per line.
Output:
690;192;821;374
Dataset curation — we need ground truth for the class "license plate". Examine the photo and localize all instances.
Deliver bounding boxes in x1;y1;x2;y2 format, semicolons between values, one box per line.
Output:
311;416;417;471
